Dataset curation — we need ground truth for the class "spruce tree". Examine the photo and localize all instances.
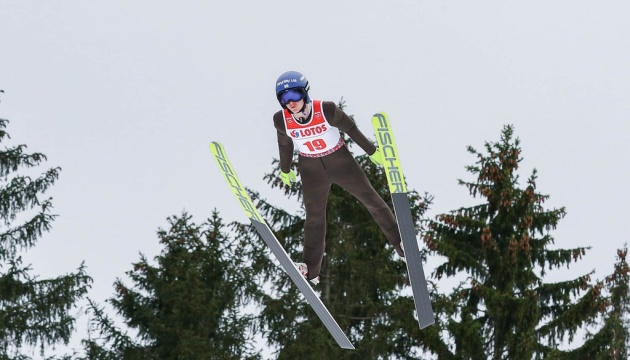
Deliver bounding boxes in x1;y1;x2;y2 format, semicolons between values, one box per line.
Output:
561;246;630;359
236;101;433;359
0;118;91;358
604;247;630;358
421;125;616;359
82;211;261;360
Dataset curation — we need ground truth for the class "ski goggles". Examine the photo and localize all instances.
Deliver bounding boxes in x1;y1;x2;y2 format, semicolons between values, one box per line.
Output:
278;88;306;106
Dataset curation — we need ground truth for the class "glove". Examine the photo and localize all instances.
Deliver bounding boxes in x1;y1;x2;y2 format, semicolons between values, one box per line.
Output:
279;169;297;186
369;147;385;166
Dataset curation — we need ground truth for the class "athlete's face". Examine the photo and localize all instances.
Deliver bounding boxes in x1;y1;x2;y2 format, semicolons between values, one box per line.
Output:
286;98;305;113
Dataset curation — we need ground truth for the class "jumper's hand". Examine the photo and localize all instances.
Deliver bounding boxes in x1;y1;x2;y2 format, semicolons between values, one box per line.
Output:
369;147;385;166
279;169;297;186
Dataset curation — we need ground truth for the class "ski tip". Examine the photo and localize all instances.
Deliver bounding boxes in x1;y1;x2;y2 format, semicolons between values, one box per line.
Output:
209;141;224;153
371;112;390;127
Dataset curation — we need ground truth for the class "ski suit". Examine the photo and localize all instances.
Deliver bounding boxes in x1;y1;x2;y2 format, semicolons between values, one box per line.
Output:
273;100;402;280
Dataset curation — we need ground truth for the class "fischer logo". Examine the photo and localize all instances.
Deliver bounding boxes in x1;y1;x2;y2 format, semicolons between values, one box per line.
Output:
211;143;262;222
290;124;328;138
373;114;405;193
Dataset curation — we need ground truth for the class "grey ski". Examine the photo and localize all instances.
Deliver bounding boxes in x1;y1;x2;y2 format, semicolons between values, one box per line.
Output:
210;141;355;350
371;112;435;329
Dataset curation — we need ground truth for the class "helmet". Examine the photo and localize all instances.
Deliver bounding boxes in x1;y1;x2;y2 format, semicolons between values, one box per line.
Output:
275;71;311;108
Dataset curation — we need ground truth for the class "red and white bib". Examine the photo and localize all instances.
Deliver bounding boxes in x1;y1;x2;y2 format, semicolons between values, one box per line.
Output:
283;100;344;157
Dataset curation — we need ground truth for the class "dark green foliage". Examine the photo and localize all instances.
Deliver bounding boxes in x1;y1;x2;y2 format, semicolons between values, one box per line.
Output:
234;100;434;359
0;118;92;358
83;211;261;360
603;248;630;358
421;125;627;359
558;247;630;360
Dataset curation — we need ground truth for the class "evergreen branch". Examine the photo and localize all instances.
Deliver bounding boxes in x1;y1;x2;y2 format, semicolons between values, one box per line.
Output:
0;201;56;261
537;281;607;345
82;298;147;360
534;246;590;272
536;272;595;308
0;144;50;179
426;229;487;280
0;167;60;225
0;260;91;354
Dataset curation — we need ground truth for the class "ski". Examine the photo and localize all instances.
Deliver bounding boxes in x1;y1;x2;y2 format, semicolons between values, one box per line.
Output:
209;141;355;350
371;112;435;329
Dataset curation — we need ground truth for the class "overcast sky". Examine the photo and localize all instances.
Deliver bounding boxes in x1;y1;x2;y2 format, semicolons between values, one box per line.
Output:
2;1;629;357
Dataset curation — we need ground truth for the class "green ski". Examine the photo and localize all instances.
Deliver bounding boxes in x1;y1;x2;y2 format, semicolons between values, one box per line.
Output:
209;141;355;349
371;113;435;329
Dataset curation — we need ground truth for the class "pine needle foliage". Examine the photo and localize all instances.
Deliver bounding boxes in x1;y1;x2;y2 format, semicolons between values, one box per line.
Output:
83;211;261;360
421;125;625;359
0;118;91;359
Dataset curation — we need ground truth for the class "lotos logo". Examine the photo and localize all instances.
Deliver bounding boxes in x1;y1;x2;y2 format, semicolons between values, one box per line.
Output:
289;124;328;138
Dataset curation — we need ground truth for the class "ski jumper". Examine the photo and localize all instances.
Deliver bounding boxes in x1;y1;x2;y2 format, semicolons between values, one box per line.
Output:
273;100;403;279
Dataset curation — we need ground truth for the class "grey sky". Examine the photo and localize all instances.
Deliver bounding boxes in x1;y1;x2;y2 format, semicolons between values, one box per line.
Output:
2;1;629;356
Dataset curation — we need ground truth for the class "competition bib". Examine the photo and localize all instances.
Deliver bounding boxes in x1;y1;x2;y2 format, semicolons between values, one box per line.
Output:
283;100;344;157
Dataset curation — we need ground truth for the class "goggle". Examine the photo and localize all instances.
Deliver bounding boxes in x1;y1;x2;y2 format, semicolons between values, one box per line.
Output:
278;88;305;106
